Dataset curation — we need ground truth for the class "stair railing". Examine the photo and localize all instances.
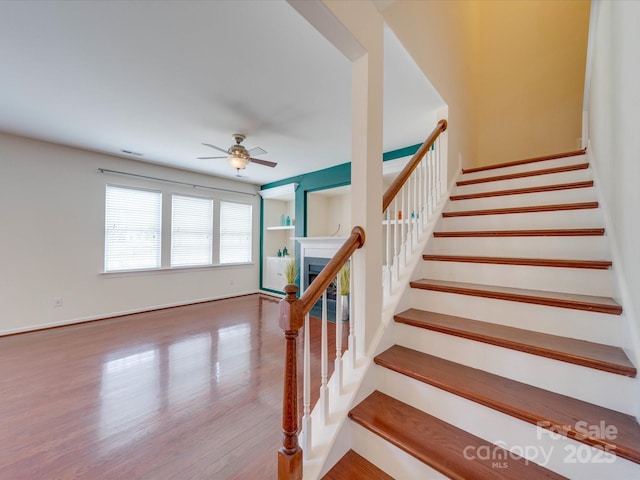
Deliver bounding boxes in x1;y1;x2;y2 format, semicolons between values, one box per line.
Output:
382;119;448;296
278;226;365;480
278;119;447;479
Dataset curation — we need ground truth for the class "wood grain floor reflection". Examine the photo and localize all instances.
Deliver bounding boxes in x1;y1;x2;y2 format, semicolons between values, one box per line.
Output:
0;294;347;479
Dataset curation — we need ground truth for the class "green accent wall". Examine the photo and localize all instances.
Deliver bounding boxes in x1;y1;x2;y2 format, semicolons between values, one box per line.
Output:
258;142;422;291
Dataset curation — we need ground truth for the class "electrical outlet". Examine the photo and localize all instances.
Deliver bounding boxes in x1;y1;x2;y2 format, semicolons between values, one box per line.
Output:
54;296;63;307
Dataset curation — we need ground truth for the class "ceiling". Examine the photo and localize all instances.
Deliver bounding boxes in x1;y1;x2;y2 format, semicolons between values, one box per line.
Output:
0;0;443;185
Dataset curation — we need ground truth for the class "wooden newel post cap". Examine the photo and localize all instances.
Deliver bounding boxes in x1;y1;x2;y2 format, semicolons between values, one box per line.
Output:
279;284;303;331
283;284;299;299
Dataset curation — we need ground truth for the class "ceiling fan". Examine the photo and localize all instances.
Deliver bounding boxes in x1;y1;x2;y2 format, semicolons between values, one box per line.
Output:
198;133;277;171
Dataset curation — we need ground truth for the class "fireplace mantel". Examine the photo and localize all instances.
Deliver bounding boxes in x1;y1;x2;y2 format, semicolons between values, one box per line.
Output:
293;236;347;261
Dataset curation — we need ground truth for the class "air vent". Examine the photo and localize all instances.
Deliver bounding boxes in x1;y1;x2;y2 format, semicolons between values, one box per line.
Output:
121;149;143;157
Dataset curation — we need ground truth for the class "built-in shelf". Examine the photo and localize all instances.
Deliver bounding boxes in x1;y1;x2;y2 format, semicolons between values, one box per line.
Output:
266;225;295;231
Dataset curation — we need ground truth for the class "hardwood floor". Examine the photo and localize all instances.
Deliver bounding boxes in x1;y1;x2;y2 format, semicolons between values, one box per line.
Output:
0;294;346;479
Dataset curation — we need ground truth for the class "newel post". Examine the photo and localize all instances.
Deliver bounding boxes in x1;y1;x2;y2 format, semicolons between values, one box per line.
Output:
278;284;304;480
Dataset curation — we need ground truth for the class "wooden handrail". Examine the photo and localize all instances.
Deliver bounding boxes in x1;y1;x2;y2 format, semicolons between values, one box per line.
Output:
300;226;365;314
278;226;365;479
382;119;447;213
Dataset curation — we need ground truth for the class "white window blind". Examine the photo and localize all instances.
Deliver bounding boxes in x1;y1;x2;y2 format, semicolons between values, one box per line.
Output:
105;185;162;272
171;195;213;267
219;201;252;264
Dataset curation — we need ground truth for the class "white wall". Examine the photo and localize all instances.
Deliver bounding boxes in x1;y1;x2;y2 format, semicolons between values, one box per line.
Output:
328;193;351;236
586;0;640;413
306;191;351;237
0;132;261;335
306;194;330;237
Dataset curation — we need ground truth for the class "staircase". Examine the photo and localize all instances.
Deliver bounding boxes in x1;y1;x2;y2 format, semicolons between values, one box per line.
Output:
323;151;640;479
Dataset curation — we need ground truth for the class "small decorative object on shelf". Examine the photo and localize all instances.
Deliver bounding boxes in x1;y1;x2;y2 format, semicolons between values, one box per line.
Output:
277;249;282;257
411;211;415;219
282;246;289;256
397;210;402;220
286;215;291;226
280;213;286;226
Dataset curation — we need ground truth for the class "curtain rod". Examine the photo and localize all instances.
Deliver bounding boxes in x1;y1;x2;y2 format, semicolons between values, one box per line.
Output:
98;168;257;197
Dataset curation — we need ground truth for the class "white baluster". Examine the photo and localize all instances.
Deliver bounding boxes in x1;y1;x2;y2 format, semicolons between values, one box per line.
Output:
320;291;329;425
335;274;343;395
421;155;428;226
393;197;399;282
400;185;406;267
407;172;415;254
429;148;436;216
437;140;442;200
412;170;418;243
301;312;311;459
420;156;426;231
347;261;356;367
384;208;391;295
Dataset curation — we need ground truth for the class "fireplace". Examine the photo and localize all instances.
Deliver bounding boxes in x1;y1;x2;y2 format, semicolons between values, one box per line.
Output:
304;256;337;321
294;236;349;322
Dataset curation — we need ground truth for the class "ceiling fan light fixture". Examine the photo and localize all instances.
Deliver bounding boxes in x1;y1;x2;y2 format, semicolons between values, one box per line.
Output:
228;154;249;170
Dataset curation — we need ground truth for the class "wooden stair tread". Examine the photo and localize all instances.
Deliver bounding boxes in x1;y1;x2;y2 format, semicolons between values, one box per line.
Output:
375;346;640;465
462;149;586;174
349;390;567;480
457;163;589;187
450;181;594;201
442;202;598;217
322;450;393;480
422;254;612;270
410;279;622;315
434;228;605;237
395;308;635;376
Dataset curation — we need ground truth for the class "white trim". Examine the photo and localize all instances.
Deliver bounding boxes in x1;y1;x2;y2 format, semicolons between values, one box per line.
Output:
100;262;254;277
257;182;298;199
581;0;600;148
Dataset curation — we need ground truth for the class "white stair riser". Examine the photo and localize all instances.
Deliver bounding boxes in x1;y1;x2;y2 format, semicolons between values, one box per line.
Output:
441;208;603;231
350;422;449;480
461;155;587;182
394;323;637;414
422;260;613;297
409;288;623;345
376;367;640;480
427;236;610;260
455;169;592;196
447;187;597;212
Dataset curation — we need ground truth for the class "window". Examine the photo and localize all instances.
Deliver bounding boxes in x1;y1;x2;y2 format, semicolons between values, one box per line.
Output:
171;195;213;267
105;185;162;272
219;201;252;264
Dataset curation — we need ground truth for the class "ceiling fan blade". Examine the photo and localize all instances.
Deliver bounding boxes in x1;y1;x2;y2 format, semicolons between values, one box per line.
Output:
197;156;227;159
248;146;267;156
250;157;278;168
202;143;229;154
